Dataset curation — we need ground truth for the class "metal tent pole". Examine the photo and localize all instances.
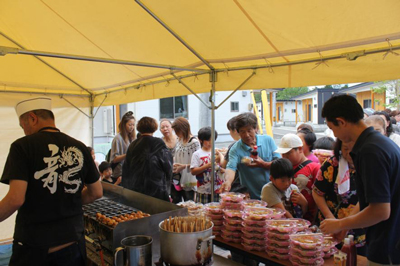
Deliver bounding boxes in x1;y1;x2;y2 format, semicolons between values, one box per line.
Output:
210;71;217;202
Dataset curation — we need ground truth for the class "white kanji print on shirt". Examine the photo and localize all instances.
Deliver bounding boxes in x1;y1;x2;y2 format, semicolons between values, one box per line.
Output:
34;144;83;194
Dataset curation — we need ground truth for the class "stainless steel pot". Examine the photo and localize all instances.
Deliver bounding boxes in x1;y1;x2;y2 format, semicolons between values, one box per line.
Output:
159;221;214;266
114;235;153;266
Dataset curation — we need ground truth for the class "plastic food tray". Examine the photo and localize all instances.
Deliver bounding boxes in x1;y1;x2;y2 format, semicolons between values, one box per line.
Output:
290;258;324;266
269;208;286;219
219;192;245;203
242;224;268;233
212;225;224;231
206;213;224;220
223;222;242;231
204;202;223;214
211;219;224;226
220;233;242;243
267;231;291;240
322;238;339;252
266;244;290;254
223;209;243;218
323;247;339;258
241;242;265;251
221;229;242;238
243;209;273;220
290;246;323;257
242;218;267;227
221;201;242;210
290;253;324;264
289;234;323;250
266;250;290;260
224;217;243;225
266;238;290;248
266;219;310;233
241;230;265;240
241;199;267;209
241;236;266;246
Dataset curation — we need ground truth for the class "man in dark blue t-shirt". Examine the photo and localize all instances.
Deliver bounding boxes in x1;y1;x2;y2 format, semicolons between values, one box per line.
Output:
320;94;400;265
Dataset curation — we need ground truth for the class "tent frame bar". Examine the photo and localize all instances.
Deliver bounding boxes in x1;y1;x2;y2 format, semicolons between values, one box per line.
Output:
0;46;209;73
135;0;214;71
170;72;210;108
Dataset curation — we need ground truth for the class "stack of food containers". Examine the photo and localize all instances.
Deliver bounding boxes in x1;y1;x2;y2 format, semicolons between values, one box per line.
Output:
204;202;224;236
289;233;324;266
322;238;339;258
241;206;272;251
219;192;246;243
177;201;205;216
265;219;311;260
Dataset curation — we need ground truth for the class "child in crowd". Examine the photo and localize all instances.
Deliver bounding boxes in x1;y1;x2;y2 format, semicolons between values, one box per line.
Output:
87;146;100;170
297;128;318;163
275;134;320;223
312;136;335;164
99;161;121;185
190;127;224;204
261;158;308;218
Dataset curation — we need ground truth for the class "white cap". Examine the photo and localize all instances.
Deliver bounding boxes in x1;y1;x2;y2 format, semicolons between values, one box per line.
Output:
275;133;303;154
15;97;52;118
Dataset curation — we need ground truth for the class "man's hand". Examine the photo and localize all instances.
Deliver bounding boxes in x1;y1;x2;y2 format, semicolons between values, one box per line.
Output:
320;218;343;235
220;181;232;193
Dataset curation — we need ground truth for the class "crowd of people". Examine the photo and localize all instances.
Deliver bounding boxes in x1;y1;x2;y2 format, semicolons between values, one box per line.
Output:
1;95;399;265
95;96;400;265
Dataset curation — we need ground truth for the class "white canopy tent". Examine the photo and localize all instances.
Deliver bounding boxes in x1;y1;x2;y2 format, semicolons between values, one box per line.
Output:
1;0;400;238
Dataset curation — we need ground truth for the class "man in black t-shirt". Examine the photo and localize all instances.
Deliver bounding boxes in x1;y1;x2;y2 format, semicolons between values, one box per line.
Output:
320;94;400;265
0;97;103;266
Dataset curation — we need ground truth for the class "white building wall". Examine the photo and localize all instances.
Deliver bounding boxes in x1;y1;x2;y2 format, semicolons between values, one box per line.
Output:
281;102;297;122
312;96;319;124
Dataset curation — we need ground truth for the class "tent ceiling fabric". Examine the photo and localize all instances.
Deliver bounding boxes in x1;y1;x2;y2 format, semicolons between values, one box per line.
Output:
0;0;400;107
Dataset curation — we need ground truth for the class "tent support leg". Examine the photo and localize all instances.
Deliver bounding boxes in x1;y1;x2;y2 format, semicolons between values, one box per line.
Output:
216;71;256;109
170;73;210;108
210;71;217;202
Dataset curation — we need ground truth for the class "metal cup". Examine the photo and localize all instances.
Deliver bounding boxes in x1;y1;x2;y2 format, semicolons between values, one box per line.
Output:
114;235;152;266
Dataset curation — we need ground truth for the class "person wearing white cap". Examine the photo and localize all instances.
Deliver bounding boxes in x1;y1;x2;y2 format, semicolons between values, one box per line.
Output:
0;97;103;266
274;133;320;223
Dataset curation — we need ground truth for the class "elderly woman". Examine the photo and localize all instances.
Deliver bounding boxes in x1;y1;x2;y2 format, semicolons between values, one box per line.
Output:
111;111;136;178
160;119;177;157
121;117;173;201
171;117;200;203
312;139;366;254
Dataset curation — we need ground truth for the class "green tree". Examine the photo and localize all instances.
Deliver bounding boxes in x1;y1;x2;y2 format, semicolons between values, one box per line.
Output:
372;80;400;109
276;87;309;100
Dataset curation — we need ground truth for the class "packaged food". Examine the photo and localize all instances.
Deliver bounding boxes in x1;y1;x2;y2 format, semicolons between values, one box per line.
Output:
265;208;285;218
204;202;223;214
266;243;290;254
324;247;339;258
224;216;243;225
223;222;242;231
241;199;267;210
290;257;324;266
243;209;273;220
241;242;265;251
241;236;266;246
223;209;243;218
241;230;265;240
242;224;267;233
322;237;339;252
289;234;324;250
212;225;224;232
266;219;310;233
211;219;223;226
266;250;290;260
290;253;324;265
220;233;242;243
290;246;323;257
206;213;224;220
242;218;267;227
267;231;291;240
220;201;242;210
266;237;290;248
221;229;242;238
219;192;245;203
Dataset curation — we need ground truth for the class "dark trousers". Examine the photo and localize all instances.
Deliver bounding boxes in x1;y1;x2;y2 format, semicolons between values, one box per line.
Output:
10;237;86;266
170;185;195;203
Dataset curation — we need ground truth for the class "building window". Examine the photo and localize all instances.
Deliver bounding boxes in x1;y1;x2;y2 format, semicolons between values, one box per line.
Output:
160;96;188;119
292;109;296;113
363;99;372;108
231;102;239;112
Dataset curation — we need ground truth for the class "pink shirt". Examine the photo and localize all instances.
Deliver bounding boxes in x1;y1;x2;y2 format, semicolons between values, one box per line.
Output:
307;153;320;164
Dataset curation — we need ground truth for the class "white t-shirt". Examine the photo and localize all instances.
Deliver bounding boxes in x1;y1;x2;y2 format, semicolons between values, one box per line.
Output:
190;149;222;194
261;182;299;212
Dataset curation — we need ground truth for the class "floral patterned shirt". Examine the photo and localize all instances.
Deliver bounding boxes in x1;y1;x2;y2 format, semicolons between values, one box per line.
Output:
313;156;366;247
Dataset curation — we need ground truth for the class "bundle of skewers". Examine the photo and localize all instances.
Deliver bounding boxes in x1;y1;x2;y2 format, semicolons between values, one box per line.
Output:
161;216;213;233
